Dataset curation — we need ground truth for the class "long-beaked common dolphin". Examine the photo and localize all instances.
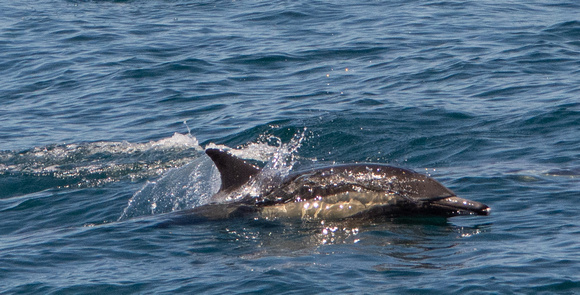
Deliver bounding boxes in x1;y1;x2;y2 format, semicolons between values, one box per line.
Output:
184;148;490;221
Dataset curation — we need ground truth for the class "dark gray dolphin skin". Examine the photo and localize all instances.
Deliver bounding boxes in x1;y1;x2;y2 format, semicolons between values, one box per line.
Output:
187;148;490;221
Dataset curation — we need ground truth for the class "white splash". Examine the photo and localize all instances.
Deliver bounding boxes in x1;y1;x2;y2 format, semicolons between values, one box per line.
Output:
0;133;202;189
224;129;307;202
118;129;307;220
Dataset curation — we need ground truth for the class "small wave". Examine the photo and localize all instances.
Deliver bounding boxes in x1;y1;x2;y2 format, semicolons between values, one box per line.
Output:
544;20;580;39
545;168;580;178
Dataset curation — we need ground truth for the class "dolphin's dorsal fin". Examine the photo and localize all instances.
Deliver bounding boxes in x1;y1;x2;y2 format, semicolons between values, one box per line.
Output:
205;148;260;192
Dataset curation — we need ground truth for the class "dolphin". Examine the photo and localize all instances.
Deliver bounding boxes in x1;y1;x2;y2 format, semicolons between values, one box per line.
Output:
183;148;490;221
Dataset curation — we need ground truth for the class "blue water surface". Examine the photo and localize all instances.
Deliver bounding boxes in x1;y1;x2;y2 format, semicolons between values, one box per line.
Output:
1;0;580;294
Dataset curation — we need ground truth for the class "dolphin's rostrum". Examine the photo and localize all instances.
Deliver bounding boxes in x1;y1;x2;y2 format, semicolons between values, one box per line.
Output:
186;148;490;220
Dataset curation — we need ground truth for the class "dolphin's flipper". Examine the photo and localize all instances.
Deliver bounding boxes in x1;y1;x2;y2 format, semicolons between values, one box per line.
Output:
205;148;260;192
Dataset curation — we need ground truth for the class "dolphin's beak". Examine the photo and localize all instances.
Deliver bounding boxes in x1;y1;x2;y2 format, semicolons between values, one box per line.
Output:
429;196;490;216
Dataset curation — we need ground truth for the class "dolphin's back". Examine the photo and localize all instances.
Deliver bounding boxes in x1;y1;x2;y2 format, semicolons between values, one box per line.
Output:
269;164;455;203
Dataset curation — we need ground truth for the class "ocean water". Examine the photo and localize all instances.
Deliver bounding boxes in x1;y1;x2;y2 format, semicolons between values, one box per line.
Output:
1;0;580;293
